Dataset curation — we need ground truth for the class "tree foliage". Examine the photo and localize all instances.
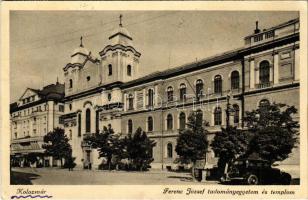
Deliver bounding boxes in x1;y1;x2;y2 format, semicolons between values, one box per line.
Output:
42;127;73;167
244;102;299;133
244;102;299;163
211;102;299;172
211;127;253;172
124;127;156;171
175;111;209;164
85;125;123;170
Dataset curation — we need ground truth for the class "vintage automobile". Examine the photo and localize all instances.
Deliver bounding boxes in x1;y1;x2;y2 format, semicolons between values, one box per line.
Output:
220;159;291;185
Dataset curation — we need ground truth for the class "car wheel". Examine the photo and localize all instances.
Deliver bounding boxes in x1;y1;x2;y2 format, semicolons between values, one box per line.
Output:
247;174;259;185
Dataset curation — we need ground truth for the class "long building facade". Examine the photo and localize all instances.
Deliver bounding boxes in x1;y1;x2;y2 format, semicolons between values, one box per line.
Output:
11;17;300;170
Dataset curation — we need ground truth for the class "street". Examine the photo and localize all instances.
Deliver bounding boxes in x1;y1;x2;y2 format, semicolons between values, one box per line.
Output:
11;167;218;185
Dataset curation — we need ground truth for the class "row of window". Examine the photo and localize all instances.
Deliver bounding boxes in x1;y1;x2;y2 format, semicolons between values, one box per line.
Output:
127;61;273;110
126;71;240;110
70;99;269;139
12;104;64;118
127;105;240;133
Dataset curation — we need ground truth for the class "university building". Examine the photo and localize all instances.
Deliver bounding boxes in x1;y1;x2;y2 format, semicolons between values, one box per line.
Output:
11;17;300;169
10;82;65;167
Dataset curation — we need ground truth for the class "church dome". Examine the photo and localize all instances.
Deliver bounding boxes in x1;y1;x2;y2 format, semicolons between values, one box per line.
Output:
109;26;132;40
71;37;89;64
107;15;133;47
72;46;89;56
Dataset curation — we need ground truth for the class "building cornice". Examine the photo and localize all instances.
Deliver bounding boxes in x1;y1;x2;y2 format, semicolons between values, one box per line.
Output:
121;32;299;89
99;44;141;57
64;81;123;102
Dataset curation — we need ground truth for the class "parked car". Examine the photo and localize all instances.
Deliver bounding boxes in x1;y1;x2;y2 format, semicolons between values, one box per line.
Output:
220;158;291;185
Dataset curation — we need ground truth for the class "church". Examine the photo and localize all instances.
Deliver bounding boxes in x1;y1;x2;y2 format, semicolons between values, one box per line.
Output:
11;16;300;170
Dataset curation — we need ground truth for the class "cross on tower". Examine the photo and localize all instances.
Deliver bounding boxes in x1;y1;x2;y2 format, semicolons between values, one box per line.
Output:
80;36;83;47
119;14;123;27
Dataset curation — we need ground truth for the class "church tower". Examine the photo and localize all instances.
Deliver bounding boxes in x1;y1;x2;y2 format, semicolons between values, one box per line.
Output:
99;15;141;84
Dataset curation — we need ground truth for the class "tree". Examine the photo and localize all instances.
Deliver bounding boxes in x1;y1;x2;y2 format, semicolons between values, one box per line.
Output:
211;127;253;174
85;125;123;170
244;102;299;163
124;127;156;171
211;102;299;175
175;111;209;165
42;128;72;167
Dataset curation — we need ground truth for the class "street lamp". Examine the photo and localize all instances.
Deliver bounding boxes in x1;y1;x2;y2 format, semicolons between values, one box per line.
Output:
226;94;235;129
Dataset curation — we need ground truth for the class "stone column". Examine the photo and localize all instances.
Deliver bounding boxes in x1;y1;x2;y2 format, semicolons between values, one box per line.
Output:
273;52;279;84
134;91;137;109
249;58;255;89
154;85;158;107
143;89;146;109
47;101;54;132
294;47;300;81
123;93;127;111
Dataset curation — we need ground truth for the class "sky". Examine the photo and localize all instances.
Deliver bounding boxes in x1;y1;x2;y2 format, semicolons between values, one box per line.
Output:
10;11;299;102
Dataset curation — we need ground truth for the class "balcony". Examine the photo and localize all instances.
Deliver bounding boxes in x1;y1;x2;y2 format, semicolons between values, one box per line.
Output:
256;82;273;89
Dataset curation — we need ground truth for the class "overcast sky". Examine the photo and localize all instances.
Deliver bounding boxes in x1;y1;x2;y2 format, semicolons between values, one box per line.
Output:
10;11;299;102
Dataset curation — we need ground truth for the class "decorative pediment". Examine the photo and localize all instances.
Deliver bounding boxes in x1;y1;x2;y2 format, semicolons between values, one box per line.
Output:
19;88;38;100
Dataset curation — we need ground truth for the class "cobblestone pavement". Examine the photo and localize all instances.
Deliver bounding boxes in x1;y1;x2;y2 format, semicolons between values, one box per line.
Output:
11;167;218;185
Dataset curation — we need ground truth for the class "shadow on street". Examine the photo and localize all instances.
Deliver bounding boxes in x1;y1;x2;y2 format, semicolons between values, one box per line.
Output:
11;170;41;185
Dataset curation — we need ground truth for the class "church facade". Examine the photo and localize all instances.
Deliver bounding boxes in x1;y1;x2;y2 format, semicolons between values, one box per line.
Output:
10;17;300;170
60;17;300;169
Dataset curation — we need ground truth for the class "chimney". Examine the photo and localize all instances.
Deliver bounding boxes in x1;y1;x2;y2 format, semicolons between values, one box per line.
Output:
254;21;261;34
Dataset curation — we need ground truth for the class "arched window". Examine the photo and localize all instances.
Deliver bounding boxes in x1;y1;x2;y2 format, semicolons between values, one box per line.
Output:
214;107;222;125
85;109;91;133
167;143;173;158
128;94;134;110
259;61;270;84
167;86;174;102
127;65;132;76
69;130;72;140
128;119;133;134
179;83;186;101
167;114;173;130
214;75;222;94
69;104;72;111
69;79;73;88
231;71;240;90
233;104;240;124
148;89;154;107
179;112;186;130
196;79;203;98
147;116;153;132
108;64;112;76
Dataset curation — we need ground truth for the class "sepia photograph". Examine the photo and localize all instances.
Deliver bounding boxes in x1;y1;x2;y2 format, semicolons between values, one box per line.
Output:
1;1;307;199
8;10;301;185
